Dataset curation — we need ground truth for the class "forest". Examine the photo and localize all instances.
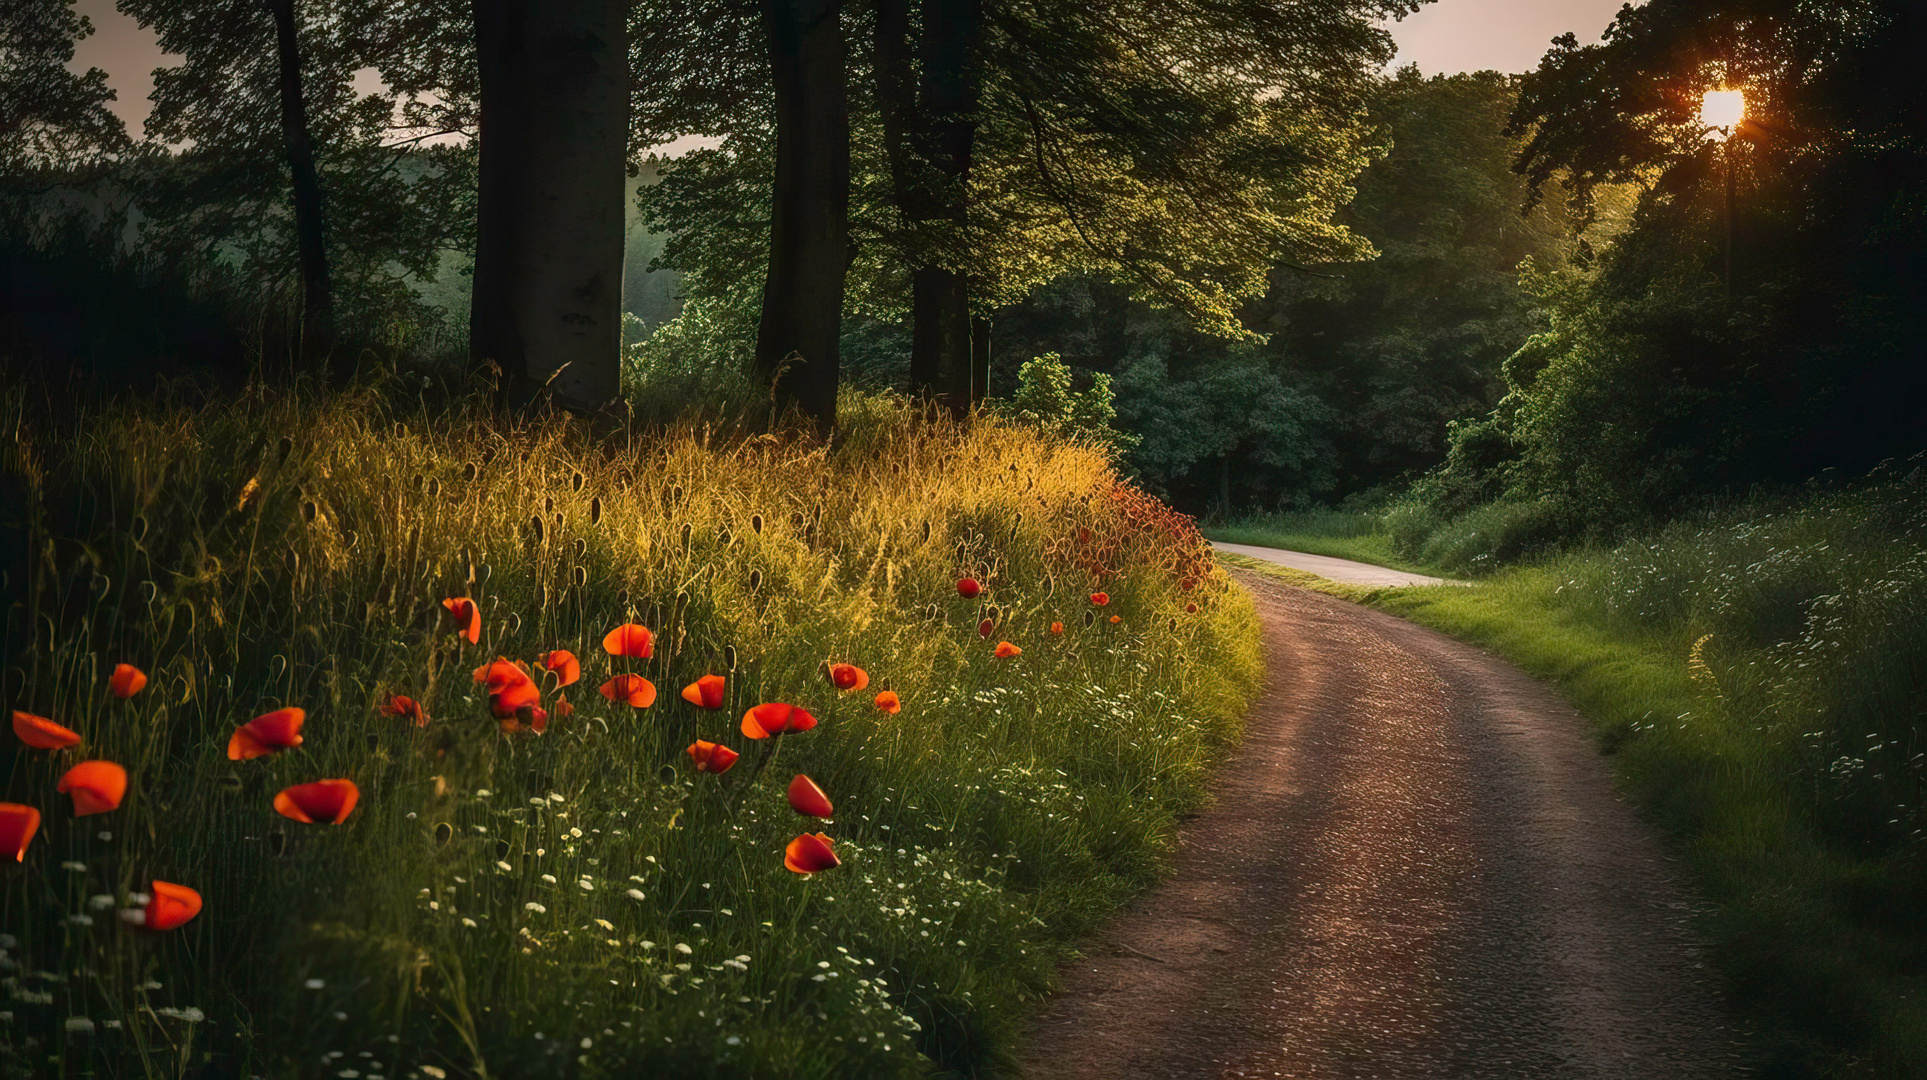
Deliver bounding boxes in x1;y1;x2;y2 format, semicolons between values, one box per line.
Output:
3;0;1926;1076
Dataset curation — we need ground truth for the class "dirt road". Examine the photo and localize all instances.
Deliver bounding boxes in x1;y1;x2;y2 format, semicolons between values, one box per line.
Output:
1018;572;1743;1079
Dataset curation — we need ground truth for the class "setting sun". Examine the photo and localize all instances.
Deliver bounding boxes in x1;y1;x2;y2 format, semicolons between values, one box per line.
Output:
1700;88;1746;135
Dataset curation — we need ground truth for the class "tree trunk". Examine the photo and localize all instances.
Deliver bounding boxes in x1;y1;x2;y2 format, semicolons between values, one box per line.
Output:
970;314;990;404
264;0;337;383
875;0;981;416
756;0;849;434
471;0;628;413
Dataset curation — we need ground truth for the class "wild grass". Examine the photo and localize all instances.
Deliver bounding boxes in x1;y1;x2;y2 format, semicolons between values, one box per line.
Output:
0;384;1259;1079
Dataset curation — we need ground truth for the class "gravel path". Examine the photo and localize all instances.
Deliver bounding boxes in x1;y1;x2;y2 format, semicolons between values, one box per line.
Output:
1017;572;1744;1079
1208;542;1463;588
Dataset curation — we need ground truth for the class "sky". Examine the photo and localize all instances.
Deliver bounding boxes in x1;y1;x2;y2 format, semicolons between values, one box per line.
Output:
68;0;1637;137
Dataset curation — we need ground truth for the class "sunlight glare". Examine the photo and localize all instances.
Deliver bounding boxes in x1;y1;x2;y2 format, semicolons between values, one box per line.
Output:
1700;89;1745;137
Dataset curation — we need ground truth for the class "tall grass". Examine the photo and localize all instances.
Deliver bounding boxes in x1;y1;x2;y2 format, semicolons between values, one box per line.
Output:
0;385;1259;1079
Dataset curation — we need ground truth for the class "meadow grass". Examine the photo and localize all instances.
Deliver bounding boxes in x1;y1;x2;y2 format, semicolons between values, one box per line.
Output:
1230;466;1927;1079
1205;508;1435;575
0;384;1260;1079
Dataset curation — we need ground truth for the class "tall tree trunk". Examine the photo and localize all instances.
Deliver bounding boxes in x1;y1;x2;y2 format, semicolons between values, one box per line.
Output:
969;314;990;403
471;0;628;413
264;0;337;383
757;0;849;433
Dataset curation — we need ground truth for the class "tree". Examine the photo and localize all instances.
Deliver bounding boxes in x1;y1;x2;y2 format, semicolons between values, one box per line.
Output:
261;0;337;379
470;0;630;413
0;0;129;189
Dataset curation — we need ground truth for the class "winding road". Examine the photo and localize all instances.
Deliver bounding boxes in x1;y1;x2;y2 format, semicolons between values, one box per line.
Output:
1018;557;1742;1079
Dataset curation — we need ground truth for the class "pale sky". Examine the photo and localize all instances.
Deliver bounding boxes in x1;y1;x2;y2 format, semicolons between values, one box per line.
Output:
68;0;1637;136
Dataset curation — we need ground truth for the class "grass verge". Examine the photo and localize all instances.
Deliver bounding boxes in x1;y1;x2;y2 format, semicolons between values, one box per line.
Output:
0;385;1259;1079
1205;509;1438;576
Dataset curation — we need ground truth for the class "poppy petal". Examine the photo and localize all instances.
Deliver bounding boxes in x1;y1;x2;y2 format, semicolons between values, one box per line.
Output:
686;739;740;774
381;694;429;726
956;578;981;599
57;761;128;816
994;641;1022;659
144;880;202;930
1050;621;1065;635
1090;592;1110;606
599;674;656;708
109;664;148;699
0;803;40;862
740;702;817;739
681;674;726;710
786;774;834;818
490;679;541;718
784;832;839;874
827;663;869;692
601;623;654;659
273;779;360;824
442;598;481;644
540;650;581;687
229;707;304;760
12;710;80;750
874;690;900;715
978;619;994;638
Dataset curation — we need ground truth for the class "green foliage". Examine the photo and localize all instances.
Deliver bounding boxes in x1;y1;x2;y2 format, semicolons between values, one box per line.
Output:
995;353;1134;455
0;0;129;186
0;385;1258;1077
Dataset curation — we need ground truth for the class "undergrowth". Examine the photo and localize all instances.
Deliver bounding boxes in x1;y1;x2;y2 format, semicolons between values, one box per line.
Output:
0;384;1260;1079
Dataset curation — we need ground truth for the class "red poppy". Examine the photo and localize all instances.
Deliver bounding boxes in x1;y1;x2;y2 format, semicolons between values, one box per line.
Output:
874;690;901;715
978;618;994;638
540;650;581;687
144;880;202;931
109;664;148;699
827;663;869;692
273;779;360;824
1179;577;1198;592
686;739;740;774
787;774;834;818
956;578;981;599
994;641;1022;659
381;694;429;727
473;658;534;694
0;803;39;862
681;675;726;710
499;705;548;734
489;677;541;718
784;832;839;874
1050;621;1065;635
442;597;481;644
1109;614;1122;624
1185;602;1198;614
599;673;657;708
552;694;575;719
57;760;127;816
13;710;80;750
601;623;654;659
227;707;305;761
740;702;818;740
1090;592;1110;606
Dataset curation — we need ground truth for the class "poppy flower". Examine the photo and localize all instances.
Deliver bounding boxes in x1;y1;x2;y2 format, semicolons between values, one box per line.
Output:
1109;614;1122;624
1185;602;1198;614
681;675;726;710
273;779;360;824
0;803;40;862
442;597;481;644
784;832;839;874
978;618;994;638
787;774;834;818
1051;621;1065;635
599;673;657;708
874;690;900;715
489;677;541;718
473;658;535;694
740;702;818;740
381;694;429;727
499;705;548;734
143;880;202;930
13;710;80;750
227;707;304;761
109;664;147;699
601;623;654;659
994;641;1022;659
539;650;581;687
57;761;127;816
827;663;869;692
1090;592;1110;606
552;694;575;719
686;740;740;774
956;578;981;598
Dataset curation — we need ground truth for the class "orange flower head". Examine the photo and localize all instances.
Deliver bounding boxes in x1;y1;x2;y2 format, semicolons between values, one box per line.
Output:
978;618;994;638
1109;614;1122;624
226;707;304;761
1090;592;1110;606
109;664;148;699
500;705;548;734
602;623;654;659
827;663;869;692
686;740;740;774
57;760;127;816
540;650;581;687
273;779;360;824
489;678;541;718
956;577;982;599
787;774;834;818
599;673;657;708
473;658;534;694
13;710;80;750
1050;621;1064;635
0;803;40;862
681;674;726;710
740;702;818;740
994;641;1022;659
442;597;481;644
784;832;840;874
144;880;202;930
552;694;575;718
381;694;429;727
874;690;901;715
